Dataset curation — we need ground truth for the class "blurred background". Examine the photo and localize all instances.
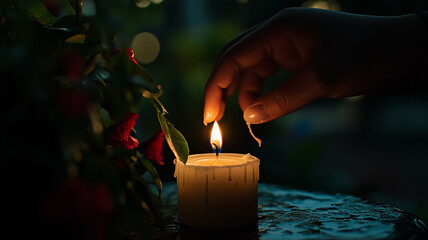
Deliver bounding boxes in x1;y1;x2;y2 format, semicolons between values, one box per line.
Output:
119;0;428;222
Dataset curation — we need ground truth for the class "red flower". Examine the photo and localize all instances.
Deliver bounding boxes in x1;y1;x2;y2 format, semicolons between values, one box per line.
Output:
109;112;139;149
60;48;84;82
43;0;62;16
57;88;92;117
40;178;114;240
112;48;140;65
127;48;140;65
140;130;165;165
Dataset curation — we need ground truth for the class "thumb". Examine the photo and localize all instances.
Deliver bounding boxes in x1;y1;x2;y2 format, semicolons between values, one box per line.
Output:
243;68;324;124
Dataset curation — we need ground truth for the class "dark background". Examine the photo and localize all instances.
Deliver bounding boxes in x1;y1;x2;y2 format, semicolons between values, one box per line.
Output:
132;0;428;223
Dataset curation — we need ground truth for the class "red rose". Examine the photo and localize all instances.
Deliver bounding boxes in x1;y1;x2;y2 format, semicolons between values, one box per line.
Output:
140;130;165;165
109;112;139;149
57;88;92;117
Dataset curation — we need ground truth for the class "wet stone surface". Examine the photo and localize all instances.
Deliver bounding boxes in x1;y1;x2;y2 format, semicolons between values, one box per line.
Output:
160;182;428;240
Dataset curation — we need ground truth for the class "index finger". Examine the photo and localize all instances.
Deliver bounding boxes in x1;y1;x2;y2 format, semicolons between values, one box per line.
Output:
203;24;274;125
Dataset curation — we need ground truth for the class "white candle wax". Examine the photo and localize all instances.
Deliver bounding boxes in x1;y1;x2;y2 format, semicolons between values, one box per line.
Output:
174;153;260;229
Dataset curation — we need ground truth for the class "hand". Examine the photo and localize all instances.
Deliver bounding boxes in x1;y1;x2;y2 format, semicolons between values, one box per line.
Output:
203;7;428;125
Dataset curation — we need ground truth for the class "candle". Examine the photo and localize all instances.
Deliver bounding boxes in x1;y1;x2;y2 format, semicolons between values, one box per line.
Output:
174;121;260;229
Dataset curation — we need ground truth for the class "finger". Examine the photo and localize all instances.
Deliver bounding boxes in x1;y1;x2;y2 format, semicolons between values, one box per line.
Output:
205;22;266;123
212;21;265;71
215;101;226;122
238;59;279;111
204;83;223;126
243;68;324;124
203;24;274;125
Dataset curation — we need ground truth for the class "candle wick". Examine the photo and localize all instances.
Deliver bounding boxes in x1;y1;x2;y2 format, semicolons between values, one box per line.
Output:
212;143;219;156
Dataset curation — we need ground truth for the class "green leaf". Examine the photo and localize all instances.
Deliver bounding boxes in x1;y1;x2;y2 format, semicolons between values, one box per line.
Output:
99;108;114;128
131;76;161;97
131;63;155;83
65;33;86;43
157;112;189;164
150;97;168;115
47;15;88;33
17;0;74;24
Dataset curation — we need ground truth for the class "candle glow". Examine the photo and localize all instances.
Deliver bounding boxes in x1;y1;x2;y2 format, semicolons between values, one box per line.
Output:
174;121;260;229
210;121;222;154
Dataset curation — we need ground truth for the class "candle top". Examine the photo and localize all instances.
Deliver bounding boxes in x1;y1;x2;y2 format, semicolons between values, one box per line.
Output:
179;153;259;167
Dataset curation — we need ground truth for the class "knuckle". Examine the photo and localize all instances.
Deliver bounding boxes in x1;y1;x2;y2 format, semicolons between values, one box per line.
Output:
266;93;288;116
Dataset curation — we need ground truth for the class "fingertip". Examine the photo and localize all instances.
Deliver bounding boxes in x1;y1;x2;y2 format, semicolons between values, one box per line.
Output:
243;104;270;124
203;110;215;126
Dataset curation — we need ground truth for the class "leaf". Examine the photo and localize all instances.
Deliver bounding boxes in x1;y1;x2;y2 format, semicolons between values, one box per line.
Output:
65;33;86;43
131;63;155;83
131;76;161;96
17;0;74;24
130;64;163;96
47;15;88;33
150;97;168;115
99;108;114;128
157;112;189;164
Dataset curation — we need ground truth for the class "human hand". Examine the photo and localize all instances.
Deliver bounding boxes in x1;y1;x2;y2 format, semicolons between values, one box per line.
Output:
203;7;428;125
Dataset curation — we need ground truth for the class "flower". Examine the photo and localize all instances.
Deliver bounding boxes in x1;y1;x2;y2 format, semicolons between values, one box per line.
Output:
57;88;92;117
43;0;62;16
60;48;84;82
140;130;165;165
127;48;140;65
112;48;139;65
109;112;139;149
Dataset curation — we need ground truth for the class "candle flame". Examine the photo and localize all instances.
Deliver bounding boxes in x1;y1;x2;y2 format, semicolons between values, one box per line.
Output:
210;121;222;153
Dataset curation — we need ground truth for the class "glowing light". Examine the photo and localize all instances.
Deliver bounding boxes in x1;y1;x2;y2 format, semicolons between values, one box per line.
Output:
131;32;160;64
152;0;163;4
210;121;222;153
301;0;340;11
135;0;151;8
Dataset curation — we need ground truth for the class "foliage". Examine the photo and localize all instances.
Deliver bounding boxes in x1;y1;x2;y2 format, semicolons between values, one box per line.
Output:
1;0;188;238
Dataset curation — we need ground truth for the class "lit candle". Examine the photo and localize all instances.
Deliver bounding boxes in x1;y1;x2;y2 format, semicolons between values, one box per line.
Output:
174;121;260;229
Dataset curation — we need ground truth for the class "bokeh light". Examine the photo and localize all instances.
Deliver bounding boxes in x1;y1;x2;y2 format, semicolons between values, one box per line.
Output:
301;0;341;11
131;32;160;64
135;0;151;8
151;0;164;4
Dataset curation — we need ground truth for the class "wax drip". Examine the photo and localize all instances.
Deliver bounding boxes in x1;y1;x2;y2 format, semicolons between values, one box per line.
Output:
205;174;209;208
244;165;247;183
228;167;232;181
247;122;262;147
